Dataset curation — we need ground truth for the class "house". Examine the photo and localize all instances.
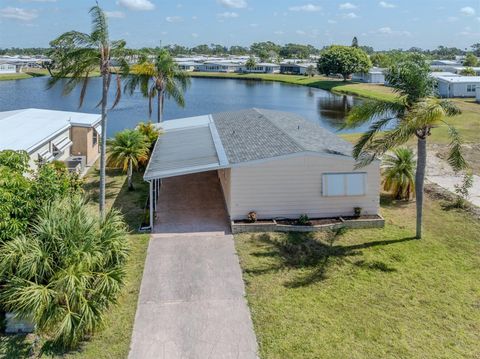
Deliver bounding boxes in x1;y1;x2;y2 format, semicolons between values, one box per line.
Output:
436;76;480;98
352;67;386;84
0;62;18;74
280;63;317;75
144;108;380;229
0;109;101;173
177;61;197;72
196;61;242;73
239;63;280;73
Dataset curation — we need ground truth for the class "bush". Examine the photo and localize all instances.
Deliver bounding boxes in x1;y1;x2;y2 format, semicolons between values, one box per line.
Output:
0;196;129;350
247;211;257;223
297;214;311;226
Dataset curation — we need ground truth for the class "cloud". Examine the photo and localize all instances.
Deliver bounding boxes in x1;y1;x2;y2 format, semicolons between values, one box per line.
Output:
19;0;56;2
379;1;396;8
191;33;199;38
217;11;239;18
376;26;411;36
0;7;38;21
249;23;258;27
327;19;337;24
216;0;247;9
288;4;321;12
343;12;358;19
105;11;125;18
447;16;458;22
117;0;155;11
166;16;183;22
296;30;306;35
339;2;357;10
274;30;284;35
460;6;475;16
191;15;197;20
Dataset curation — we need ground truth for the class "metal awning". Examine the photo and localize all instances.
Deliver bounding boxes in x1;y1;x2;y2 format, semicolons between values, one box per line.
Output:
144;118;228;180
52;137;73;152
94;123;102;136
38;149;54;163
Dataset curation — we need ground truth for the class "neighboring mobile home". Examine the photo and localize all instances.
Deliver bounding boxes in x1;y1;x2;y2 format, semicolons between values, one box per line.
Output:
352;67;386;84
436;76;480;98
144;109;380;228
0;62;17;74
0;108;101;173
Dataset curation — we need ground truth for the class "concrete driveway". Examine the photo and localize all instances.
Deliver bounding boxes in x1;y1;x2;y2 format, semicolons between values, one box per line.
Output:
129;172;258;359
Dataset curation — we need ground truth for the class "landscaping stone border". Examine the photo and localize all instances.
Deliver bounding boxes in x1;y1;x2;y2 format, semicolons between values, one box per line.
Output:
231;215;385;234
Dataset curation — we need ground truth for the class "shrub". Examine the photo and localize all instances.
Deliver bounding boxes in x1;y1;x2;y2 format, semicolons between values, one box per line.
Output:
354;207;362;217
297;214;311;226
453;171;474;208
0;196;129;350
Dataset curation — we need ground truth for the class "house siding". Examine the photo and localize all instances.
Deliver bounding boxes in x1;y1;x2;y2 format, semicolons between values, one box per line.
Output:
70;126;99;165
229;155;380;220
217;168;232;214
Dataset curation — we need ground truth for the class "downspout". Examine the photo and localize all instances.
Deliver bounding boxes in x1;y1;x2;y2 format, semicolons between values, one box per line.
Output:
149;180;154;231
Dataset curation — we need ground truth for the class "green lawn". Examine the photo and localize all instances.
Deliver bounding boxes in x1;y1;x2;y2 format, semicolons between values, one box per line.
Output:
0;166;150;358
235;195;480;359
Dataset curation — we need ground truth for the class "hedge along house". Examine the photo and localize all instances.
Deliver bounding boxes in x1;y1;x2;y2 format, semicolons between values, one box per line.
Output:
144;109;381;231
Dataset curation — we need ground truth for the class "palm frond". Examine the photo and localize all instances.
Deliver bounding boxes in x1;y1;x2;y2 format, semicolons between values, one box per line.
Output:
345;100;405;129
445;124;468;172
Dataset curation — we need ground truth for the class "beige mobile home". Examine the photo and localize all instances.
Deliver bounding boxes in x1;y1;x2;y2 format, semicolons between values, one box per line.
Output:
144;109;380;229
0;108;101;173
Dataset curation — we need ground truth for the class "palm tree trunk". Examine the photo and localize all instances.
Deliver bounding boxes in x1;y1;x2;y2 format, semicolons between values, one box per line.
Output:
157;90;164;123
127;158;133;190
415;136;427;239
99;72;108;217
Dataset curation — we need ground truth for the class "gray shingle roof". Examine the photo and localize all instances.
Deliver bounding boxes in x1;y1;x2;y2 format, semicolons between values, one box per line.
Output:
212;108;352;164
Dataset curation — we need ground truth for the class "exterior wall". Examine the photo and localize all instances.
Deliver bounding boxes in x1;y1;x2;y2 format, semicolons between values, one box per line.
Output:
0;63;16;74
229;155;380;221
438;80;479;98
26;129;71;170
477;87;480;103
217;168;232;214
28;142;50;170
70;126;99;165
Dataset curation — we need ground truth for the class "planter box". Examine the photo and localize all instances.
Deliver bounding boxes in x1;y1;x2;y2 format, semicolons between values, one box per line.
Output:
340;215;385;229
231;220;277;234
231;215;384;233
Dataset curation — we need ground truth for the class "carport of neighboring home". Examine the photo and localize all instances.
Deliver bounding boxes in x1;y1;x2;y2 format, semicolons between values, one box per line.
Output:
144;108;381;229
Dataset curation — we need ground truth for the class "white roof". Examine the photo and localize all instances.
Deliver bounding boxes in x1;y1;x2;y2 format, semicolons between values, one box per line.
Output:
0;108;101;152
437;76;480;83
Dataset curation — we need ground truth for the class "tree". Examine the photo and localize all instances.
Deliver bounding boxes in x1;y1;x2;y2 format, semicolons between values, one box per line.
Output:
459;67;476;76
47;5;129;217
463;53;478;67
317;45;372;81
0;150;81;242
125;49;190;123
245;56;257;70
351;37;359;48
250;41;281;58
279;43;316;59
471;43;480;57
370;53;394;68
382;147;416;200
305;65;317;77
345;55;467;239
107;129;149;190
137;121;161;150
0;196;128;350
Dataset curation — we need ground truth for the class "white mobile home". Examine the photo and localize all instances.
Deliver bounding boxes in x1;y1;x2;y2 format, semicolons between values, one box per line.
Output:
239;63;280;73
0;109;101;173
0;62;17;74
196;61;242;73
352;67;386;84
436;76;480;98
144;109;380;229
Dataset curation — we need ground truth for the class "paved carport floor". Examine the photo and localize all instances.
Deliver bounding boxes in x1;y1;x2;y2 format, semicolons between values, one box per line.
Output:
129;172;258;359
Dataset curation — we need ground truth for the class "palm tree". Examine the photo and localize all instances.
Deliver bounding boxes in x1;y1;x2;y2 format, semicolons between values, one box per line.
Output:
245;56;257;71
47;5;129;217
124;49;190;123
107;129;149;190
382;147;416;200
345;55;466;239
0;196;129;350
137;121;162;150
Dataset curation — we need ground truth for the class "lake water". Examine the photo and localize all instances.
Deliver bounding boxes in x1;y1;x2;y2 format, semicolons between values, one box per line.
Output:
0;77;365;137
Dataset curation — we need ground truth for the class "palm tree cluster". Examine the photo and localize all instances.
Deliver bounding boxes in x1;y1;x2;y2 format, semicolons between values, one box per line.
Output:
382;147;416;200
345;54;467;238
48;5;189;215
0;196;129;350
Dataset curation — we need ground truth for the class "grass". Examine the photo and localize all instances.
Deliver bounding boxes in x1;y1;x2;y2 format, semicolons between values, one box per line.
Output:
235;194;480;359
0;165;150;359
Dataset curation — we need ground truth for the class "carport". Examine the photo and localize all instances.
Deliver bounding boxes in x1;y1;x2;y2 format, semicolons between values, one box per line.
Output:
144;115;229;233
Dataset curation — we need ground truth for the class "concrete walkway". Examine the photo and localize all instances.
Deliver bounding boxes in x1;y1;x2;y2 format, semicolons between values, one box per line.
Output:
129;172;258;359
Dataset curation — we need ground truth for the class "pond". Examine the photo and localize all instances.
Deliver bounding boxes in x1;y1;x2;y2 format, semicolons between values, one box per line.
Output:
0;76;365;137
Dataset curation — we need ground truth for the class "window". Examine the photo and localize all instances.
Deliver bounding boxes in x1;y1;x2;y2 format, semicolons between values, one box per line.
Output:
467;84;476;93
93;130;98;146
323;173;366;197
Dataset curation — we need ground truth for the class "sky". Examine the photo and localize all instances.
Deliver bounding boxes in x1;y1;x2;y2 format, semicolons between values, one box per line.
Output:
0;0;479;51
